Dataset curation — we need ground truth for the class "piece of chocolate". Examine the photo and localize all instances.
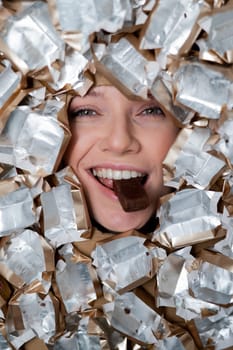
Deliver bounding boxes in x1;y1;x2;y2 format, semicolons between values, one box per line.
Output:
113;178;149;212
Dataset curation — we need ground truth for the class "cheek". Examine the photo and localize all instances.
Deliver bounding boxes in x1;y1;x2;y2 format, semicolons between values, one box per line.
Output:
147;126;178;162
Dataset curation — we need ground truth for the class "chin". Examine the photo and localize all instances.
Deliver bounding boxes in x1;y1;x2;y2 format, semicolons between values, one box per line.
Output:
92;207;154;233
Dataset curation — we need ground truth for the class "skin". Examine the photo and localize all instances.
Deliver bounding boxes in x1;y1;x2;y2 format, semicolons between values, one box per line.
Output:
64;85;178;232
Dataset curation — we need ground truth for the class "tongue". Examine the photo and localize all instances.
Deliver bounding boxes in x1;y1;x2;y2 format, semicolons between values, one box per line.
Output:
98;177;114;189
113;178;149;212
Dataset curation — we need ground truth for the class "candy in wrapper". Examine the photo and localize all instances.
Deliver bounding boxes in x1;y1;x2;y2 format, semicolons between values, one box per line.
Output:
0;59;21;111
163;127;225;189
7;292;56;348
41;183;87;248
189;260;233;305
140;0;205;66
56;244;96;313
103;292;169;345
92;236;156;293
0;101;66;176
0;187;36;237
94;37;159;99
197;5;233;64
173;61;233;119
0;332;12;350
0;1;65;79
51;317;101;350
0;229;53;292
153;188;222;249
50;0;131;53
213;118;233;164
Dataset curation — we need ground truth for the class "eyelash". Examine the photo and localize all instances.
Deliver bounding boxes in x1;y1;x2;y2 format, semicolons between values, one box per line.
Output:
69;108;97;119
141;106;165;117
69;105;165;119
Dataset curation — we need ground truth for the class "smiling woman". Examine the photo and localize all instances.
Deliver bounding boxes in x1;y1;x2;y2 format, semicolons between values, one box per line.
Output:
64;85;178;232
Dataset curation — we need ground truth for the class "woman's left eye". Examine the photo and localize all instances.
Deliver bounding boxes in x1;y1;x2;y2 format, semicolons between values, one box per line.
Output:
141;106;165;116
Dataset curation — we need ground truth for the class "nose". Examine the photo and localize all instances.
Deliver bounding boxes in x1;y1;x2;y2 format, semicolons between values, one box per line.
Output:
100;112;140;154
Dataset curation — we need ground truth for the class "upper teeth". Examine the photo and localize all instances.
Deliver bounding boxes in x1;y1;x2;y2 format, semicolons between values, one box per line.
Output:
92;168;144;180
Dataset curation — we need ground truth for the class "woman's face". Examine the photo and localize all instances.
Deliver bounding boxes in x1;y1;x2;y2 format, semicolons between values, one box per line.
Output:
64;85;178;232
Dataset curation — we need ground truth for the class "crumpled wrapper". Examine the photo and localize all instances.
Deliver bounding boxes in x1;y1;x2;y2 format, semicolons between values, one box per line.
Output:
0;0;232;349
152;188;222;249
173;61;233;119
0;186;36;237
0;1;64;79
0;100;67;176
140;0;206;67
163;127;225;189
0;229;54;292
55;244;97;313
94;37;159;99
6;292;56;349
92;235;164;293
49;0;132;53
197;4;233;64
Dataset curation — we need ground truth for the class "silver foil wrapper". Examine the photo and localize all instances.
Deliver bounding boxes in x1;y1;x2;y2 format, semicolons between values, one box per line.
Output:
153;188;222;249
0;187;35;237
103;292;167;345
51;317;101;350
173;62;233;119
95;37;159;98
53;0;132;53
41;183;87;248
7;293;56;348
56;244;96;313
0;229;53;292
92;236;158;293
0;60;21;111
0;1;64;78
164;127;225;189
197;6;233;63
0;101;65;176
140;0;205;67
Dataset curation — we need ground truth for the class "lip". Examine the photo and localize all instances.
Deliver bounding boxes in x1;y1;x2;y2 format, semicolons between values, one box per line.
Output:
85;163;149;200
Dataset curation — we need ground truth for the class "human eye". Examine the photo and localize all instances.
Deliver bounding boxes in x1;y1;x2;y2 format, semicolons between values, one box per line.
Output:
141;105;165;117
69;107;97;119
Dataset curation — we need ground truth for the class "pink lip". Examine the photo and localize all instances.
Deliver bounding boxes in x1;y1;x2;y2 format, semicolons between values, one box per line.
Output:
86;169;119;200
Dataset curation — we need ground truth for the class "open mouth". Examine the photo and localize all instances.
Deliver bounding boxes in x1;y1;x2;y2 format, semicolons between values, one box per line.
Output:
91;168;148;190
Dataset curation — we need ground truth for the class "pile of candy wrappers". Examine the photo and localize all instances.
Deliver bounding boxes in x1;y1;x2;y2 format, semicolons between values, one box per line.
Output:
0;0;233;349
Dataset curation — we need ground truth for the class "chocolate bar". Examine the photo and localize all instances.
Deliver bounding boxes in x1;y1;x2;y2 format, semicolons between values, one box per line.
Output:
113;178;150;212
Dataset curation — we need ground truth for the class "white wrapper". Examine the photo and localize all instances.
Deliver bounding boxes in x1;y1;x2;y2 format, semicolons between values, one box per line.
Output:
7;293;56;344
52;317;101;350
